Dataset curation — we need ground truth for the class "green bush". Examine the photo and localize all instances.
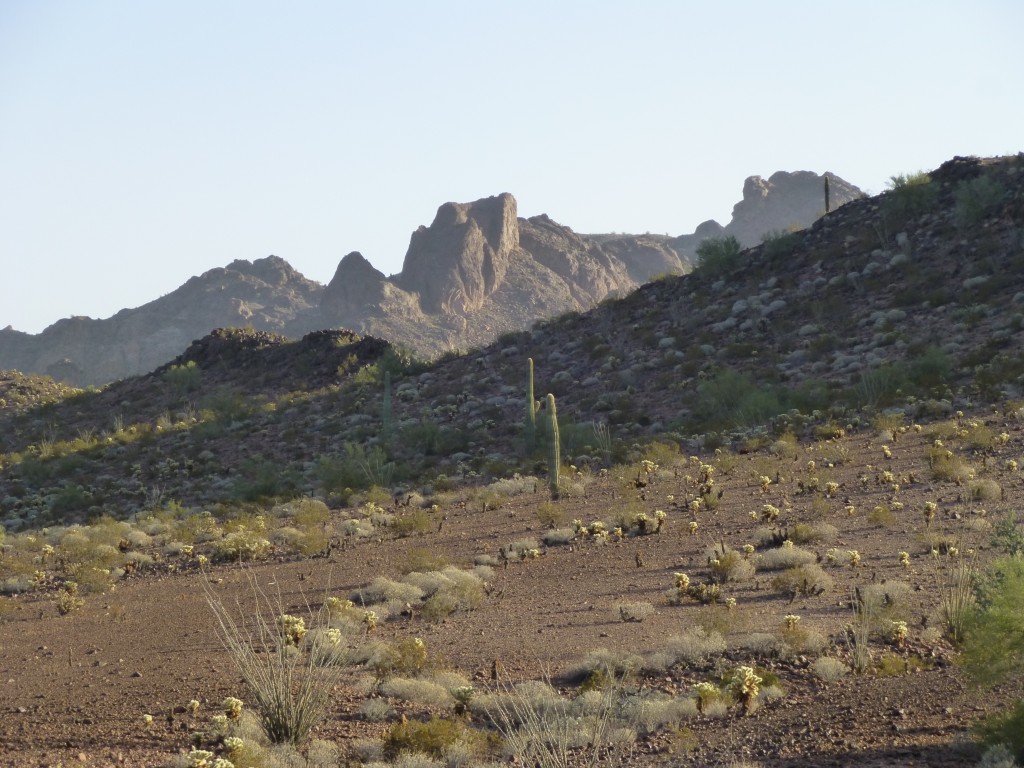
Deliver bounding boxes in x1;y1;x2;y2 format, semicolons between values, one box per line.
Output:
964;556;1024;761
954;174;1007;228
884;171;938;221
163;360;201;396
383;716;476;759
695;236;743;276
761;229;802;259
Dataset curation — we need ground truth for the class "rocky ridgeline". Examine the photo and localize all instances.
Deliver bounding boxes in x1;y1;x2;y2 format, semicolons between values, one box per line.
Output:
0;171;857;386
0;154;1019;530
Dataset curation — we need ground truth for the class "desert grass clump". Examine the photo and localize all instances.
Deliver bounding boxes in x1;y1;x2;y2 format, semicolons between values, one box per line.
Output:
203;572;348;745
617;601;655;623
811;657;849;682
481;676;637;768
771;563;833;598
757;543;817;571
642;628;726;673
707;544;756;583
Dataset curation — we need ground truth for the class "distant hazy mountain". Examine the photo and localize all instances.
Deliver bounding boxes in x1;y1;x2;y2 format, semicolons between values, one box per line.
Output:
0;170;859;385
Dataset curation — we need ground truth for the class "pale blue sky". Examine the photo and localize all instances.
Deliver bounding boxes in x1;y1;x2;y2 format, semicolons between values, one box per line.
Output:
2;1;1021;334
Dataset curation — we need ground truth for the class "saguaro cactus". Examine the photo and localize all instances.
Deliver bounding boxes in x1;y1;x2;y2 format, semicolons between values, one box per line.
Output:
525;358;536;452
546;393;560;498
382;370;393;438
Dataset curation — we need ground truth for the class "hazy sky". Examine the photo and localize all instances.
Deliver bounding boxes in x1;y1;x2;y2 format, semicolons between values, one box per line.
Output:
2;2;1021;334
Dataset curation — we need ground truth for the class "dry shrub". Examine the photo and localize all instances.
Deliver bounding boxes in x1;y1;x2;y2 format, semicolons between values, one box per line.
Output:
643;628;726;672
811;657;849;682
771;564;833;597
707;544;756;583
757;545;817;571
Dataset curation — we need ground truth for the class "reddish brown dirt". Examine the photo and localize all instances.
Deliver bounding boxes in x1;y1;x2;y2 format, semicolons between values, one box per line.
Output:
1;413;1021;767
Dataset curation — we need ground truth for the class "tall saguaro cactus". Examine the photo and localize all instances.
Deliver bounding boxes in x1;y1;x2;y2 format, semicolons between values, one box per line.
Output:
382;370;393;439
525;358;536;452
546;393;560;499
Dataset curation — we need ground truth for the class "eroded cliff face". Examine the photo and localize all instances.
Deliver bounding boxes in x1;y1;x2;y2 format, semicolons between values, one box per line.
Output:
2;171;861;385
395;193;520;314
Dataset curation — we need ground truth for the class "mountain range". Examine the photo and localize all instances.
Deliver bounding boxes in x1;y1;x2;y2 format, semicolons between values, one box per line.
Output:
0;170;860;386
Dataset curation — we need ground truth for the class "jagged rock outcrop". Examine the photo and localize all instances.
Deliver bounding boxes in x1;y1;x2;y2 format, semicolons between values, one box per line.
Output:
396;193;519;313
320;252;387;319
670;171;861;260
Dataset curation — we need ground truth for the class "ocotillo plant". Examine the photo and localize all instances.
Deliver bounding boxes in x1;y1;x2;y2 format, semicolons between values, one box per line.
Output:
546;393;560;498
525;358;536;452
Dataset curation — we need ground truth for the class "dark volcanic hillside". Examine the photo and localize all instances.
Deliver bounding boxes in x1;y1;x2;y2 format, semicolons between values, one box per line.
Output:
0;171;858;386
0;154;1018;529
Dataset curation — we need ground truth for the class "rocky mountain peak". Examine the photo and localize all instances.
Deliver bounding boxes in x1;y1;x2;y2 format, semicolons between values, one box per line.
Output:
321;252;387;319
397;192;519;313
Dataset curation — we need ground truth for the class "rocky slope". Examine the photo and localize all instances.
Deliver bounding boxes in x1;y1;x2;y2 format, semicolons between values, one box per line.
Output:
0;153;1018;530
0;171;859;386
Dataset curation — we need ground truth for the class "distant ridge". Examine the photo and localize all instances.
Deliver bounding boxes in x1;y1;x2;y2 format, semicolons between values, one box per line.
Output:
0;170;859;386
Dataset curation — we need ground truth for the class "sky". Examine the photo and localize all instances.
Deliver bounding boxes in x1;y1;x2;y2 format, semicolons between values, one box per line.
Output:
1;2;1022;334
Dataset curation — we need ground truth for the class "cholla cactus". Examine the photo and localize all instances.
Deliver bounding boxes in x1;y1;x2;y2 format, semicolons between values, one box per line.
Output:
323;628;342;646
825;548;840;566
223;736;245;755
759;475;772;492
845;505;856;516
742;544;755;557
674;572;691;590
882;445;893;459
761;504;780;523
880;470;896;485
782;539;794;549
633;512;650;534
451;685;474;716
848;550;861;567
180;545;194;558
363;610;379;633
807;460;816;472
689;498;702;514
784;614;800;630
527;548;541;559
1006;459;1019;472
694;681;718;713
277;614;307;647
222;696;243;720
724;597;737;609
184;750;218;768
589;521;606;535
923;501;938;528
824;481;839;497
326;596;355;616
572;518;585;534
187;699;200;715
654;510;667;532
890;620;909;648
612;527;624;541
732;666;762;714
898;551;911;568
998;432;1011;445
142;713;154;725
688;521;699;536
